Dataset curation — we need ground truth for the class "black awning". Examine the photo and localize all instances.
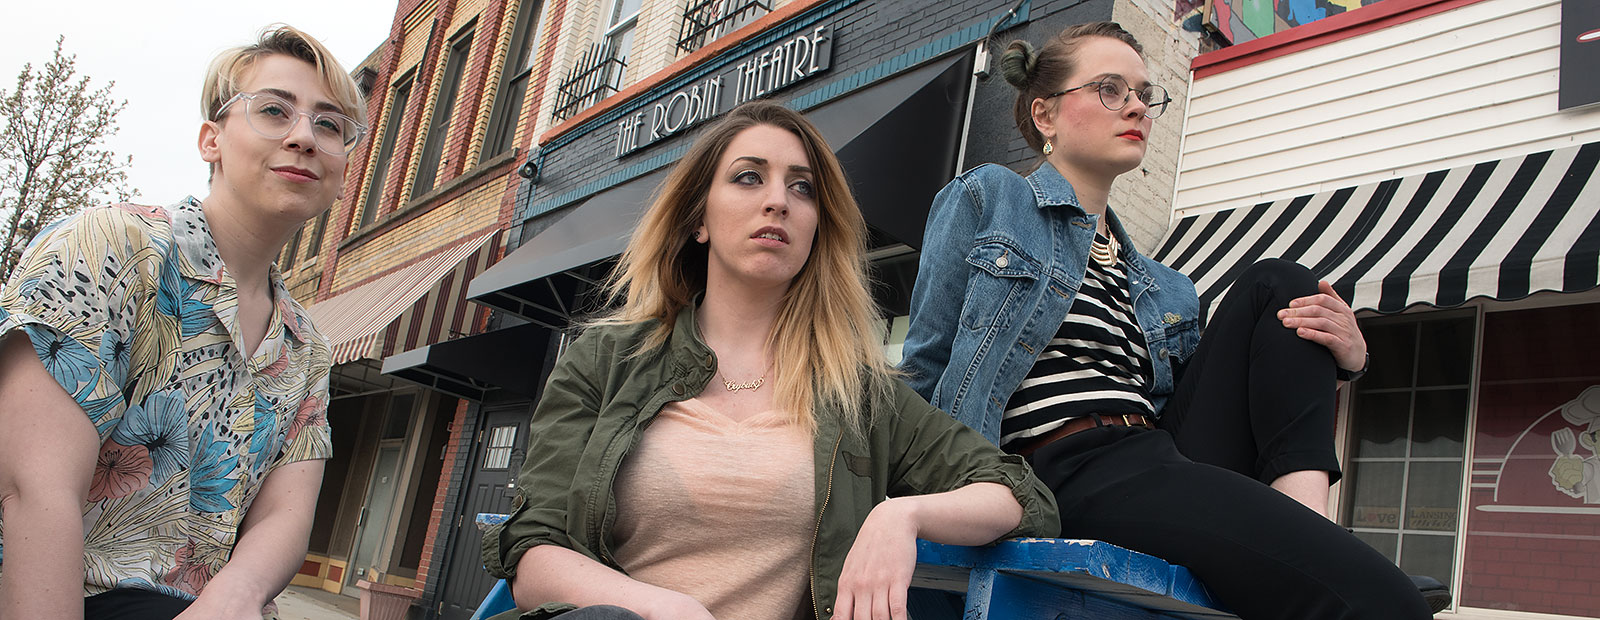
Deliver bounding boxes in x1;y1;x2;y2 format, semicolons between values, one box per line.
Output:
469;52;973;326
1153;140;1600;315
381;322;552;401
812;52;972;250
467;170;670;327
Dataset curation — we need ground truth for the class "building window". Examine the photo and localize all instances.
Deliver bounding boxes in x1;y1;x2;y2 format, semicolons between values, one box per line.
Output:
1342;312;1475;586
485;1;542;157
282;226;303;270
358;77;413;229
483;425;518;470
1461;302;1600;616
677;0;769;53
413;29;475;200
604;0;640;87
305;211;328;258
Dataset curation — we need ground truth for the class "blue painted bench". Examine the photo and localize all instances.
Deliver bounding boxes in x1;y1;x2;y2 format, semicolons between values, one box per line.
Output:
471;514;1235;619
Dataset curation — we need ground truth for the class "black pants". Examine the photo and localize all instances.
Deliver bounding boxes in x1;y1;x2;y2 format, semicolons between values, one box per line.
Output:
85;588;191;620
1031;259;1428;619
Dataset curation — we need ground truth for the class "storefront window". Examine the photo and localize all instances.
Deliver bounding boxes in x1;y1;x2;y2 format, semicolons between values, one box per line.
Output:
1461;302;1600;616
1343;313;1474;585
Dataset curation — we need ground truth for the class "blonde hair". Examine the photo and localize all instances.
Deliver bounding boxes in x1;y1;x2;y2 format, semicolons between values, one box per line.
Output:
201;24;367;174
595;101;896;435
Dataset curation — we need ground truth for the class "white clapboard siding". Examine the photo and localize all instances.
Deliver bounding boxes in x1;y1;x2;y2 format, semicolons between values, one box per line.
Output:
1174;0;1600;217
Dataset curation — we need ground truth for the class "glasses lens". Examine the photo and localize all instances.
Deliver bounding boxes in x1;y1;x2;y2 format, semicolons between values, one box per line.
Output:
1142;85;1170;119
1097;76;1129;111
244;93;361;154
245;94;297;136
310;113;361;152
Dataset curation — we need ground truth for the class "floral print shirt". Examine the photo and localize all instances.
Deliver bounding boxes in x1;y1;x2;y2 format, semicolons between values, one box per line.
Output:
0;197;332;615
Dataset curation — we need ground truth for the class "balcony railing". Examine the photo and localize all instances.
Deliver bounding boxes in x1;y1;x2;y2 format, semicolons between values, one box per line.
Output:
677;0;771;54
552;42;627;122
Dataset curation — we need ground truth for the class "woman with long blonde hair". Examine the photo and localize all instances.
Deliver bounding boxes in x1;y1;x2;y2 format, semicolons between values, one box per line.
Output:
483;100;1057;620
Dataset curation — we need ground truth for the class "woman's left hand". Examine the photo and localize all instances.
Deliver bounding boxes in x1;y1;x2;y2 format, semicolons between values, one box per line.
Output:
833;498;919;620
1279;280;1367;373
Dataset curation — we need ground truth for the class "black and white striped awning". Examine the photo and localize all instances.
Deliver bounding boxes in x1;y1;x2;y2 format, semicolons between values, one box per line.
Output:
1153;140;1600;315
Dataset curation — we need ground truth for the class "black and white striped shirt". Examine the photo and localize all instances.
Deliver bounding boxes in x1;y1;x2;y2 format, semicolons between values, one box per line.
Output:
1000;250;1156;449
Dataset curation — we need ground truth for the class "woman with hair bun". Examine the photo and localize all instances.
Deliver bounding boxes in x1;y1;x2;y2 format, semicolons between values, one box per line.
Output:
901;22;1435;619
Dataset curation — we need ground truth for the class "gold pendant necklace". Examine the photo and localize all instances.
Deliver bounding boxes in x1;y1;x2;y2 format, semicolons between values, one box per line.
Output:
723;375;765;392
1090;232;1119;267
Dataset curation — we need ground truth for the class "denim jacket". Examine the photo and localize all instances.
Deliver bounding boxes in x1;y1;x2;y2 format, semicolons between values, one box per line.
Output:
901;163;1202;443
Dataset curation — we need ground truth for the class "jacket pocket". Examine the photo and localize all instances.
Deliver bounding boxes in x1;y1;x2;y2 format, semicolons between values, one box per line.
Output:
960;239;1040;330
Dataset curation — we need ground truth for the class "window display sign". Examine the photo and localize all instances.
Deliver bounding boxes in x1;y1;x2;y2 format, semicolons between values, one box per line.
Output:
1560;0;1600;110
1462;304;1600;616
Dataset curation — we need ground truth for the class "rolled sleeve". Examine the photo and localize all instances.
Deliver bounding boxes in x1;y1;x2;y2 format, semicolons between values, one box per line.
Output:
0;208;160;433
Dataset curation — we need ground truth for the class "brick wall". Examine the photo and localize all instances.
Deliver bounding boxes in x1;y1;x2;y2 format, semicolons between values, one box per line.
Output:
331;179;509;292
1109;0;1202;252
412;398;474;598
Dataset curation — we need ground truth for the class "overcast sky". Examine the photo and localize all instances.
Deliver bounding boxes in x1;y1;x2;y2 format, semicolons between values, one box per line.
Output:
2;1;398;204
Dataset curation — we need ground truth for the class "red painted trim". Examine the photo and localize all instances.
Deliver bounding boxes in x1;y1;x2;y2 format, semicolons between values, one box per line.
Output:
298;560;321;576
537;0;828;145
1192;0;1494;78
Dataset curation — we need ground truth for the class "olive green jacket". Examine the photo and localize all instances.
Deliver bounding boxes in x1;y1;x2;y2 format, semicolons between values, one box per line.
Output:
481;306;1059;619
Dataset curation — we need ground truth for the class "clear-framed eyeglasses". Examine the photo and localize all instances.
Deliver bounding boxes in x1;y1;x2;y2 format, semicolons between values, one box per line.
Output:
215;91;368;155
1045;75;1171;119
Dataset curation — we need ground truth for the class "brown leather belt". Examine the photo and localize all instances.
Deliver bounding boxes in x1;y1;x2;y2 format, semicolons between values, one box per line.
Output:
1013;413;1155;457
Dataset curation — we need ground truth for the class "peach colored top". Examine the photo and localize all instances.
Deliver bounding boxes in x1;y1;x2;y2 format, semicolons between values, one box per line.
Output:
611;398;816;620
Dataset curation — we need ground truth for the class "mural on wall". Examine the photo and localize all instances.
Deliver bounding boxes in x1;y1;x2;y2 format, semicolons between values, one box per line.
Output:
1205;0;1386;45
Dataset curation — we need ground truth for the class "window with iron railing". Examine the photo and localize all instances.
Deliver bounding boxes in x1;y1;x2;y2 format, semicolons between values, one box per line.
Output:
552;41;628;121
678;0;769;53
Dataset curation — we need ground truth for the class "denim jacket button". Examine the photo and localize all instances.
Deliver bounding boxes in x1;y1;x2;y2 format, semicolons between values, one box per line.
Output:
996;253;1009;269
1158;348;1169;360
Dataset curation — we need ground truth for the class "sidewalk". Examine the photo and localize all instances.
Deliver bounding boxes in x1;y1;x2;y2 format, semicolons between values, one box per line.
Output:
274;585;360;620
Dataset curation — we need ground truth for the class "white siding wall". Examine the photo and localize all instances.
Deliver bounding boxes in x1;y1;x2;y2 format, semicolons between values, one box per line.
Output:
1174;0;1600;217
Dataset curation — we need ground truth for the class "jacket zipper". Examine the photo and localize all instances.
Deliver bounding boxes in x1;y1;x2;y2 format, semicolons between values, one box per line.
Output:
809;428;844;620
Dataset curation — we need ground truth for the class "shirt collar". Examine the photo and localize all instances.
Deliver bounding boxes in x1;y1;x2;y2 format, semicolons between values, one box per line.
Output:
1026;163;1083;210
169;196;312;345
169;196;228;284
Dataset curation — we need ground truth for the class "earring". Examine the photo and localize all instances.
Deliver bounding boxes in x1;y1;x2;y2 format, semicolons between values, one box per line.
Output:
1043;141;1054;156
695;229;708;243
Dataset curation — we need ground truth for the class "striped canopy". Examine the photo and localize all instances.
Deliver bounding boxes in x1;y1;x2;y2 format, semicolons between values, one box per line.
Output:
305;231;500;365
1153;140;1600;315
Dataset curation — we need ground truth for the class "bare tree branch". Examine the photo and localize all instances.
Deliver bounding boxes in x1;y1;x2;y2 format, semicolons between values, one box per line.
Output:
0;36;134;282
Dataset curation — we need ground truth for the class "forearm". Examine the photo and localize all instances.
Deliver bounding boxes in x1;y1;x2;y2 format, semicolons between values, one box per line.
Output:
889;481;1022;545
512;544;698;617
0;495;89;619
199;506;313;608
189;460;322;615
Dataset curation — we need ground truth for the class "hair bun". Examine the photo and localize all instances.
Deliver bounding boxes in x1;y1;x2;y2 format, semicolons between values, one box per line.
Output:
999;40;1037;89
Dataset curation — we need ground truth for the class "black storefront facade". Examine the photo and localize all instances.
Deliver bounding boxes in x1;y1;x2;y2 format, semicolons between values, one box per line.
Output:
380;0;1136;615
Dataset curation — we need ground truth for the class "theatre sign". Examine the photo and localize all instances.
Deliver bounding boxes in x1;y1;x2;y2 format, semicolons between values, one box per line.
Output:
614;24;834;158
